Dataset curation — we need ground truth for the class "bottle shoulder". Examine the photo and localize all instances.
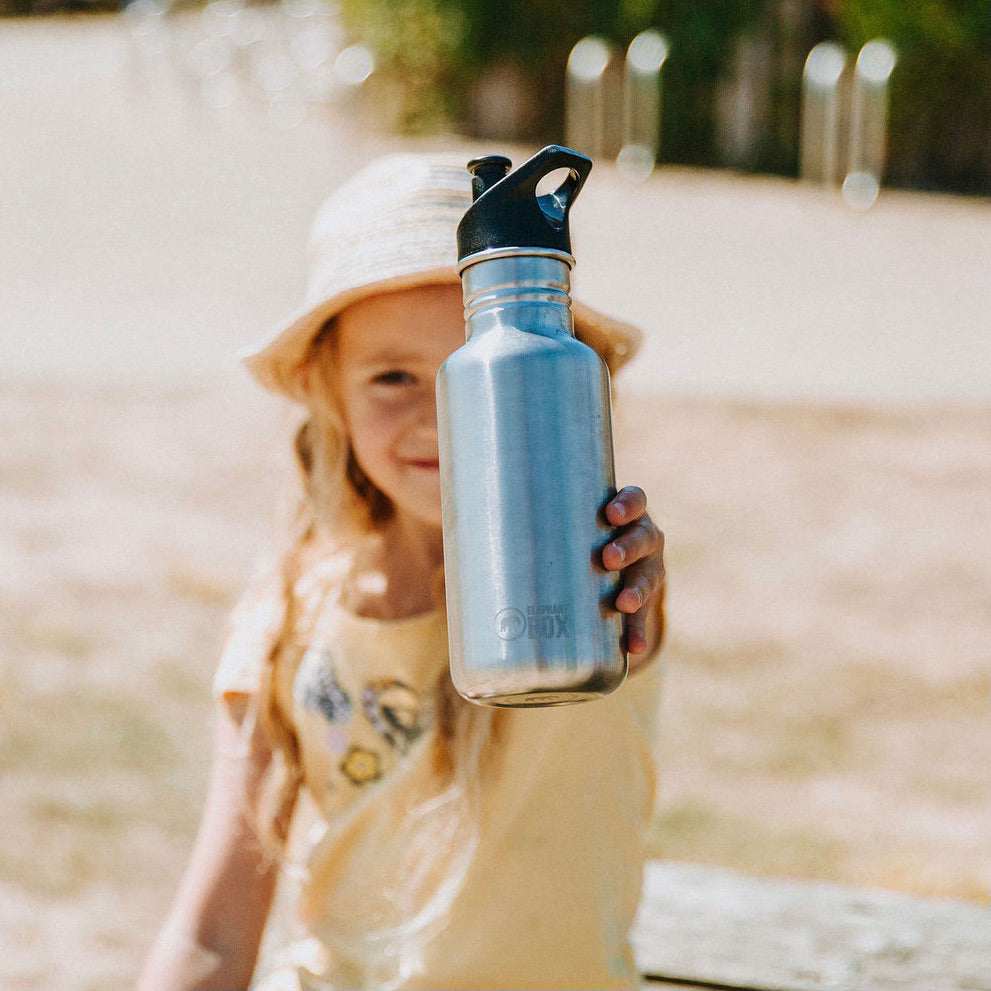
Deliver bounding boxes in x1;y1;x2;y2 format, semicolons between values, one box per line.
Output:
454;324;603;363
438;331;610;403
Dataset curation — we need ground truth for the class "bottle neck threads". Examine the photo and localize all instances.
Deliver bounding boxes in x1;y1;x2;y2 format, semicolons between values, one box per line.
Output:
459;249;575;335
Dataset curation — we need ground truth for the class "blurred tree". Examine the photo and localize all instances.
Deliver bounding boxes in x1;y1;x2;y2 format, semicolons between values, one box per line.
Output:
651;0;765;168
832;0;991;193
335;0;988;193
11;0;983;193
334;0;470;131
336;0;804;172
1;0;117;11
336;0;662;135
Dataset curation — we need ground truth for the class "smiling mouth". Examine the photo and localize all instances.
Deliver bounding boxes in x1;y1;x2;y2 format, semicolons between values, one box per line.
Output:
406;458;440;471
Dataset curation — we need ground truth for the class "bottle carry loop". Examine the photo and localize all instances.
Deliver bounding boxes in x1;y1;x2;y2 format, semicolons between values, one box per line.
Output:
456;146;593;264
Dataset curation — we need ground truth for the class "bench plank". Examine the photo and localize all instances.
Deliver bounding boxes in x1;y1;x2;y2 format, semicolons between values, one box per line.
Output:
633;861;990;991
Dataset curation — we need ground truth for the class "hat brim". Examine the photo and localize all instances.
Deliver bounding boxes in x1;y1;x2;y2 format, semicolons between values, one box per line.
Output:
242;271;642;403
241;267;459;401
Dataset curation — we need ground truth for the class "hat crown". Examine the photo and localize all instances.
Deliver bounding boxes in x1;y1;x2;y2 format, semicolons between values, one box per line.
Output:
304;155;471;308
241;151;642;400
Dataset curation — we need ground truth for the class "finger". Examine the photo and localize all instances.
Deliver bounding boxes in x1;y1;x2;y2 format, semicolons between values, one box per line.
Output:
624;607;650;655
602;517;661;573
614;568;653;615
605;486;648;526
613;535;666;616
620;582;653;654
620;571;662;656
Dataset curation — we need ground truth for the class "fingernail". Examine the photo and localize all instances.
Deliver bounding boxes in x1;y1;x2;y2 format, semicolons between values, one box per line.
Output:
618;587;641;611
610;543;625;566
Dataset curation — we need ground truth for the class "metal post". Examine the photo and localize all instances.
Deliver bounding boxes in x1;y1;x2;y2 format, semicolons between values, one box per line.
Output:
800;41;847;185
566;36;616;160
843;39;897;208
619;29;669;181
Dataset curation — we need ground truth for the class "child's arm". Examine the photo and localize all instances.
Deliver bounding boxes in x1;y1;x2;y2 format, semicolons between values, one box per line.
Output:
602;485;666;672
137;695;297;991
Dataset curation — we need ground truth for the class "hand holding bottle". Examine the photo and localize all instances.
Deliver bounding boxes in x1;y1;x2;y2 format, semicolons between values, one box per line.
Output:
601;485;665;666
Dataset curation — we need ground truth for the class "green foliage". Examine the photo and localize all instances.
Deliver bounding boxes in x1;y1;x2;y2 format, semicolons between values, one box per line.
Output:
336;0;988;193
337;0;663;136
650;0;765;167
336;0;470;130
832;0;991;192
13;0;982;191
337;0;773;166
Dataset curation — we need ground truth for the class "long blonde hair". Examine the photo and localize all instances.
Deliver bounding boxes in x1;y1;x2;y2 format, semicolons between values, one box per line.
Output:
293;318;392;538
250;319;494;847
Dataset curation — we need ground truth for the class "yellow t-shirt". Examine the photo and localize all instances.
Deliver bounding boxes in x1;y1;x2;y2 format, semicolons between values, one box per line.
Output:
214;555;660;991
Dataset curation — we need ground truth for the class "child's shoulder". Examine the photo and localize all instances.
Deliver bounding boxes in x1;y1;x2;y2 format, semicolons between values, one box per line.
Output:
230;545;351;615
293;547;353;607
213;547;354;699
270;545;354;645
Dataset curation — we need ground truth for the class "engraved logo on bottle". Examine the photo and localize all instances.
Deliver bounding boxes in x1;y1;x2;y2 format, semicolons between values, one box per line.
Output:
495;604;572;640
494;608;527;640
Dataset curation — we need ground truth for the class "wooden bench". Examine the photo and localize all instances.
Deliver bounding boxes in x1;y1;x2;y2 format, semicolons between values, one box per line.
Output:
633;861;990;991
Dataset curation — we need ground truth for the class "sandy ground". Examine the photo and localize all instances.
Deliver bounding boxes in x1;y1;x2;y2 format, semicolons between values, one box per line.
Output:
2;382;988;989
1;13;989;990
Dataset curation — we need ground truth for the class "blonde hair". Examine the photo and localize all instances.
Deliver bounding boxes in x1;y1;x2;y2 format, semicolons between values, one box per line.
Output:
249;318;489;850
292;318;393;541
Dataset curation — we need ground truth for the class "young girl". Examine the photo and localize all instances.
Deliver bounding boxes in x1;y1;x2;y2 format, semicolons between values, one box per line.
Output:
138;153;666;991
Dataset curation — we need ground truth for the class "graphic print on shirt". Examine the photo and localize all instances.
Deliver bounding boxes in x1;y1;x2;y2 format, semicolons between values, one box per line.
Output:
362;679;430;753
295;647;430;793
340;744;382;784
298;650;353;725
295;646;360;782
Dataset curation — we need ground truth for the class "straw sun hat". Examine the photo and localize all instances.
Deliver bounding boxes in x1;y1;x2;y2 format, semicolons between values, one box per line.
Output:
242;153;642;402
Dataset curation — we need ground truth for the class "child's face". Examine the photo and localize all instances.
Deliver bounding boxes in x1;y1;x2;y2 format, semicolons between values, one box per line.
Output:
334;283;464;531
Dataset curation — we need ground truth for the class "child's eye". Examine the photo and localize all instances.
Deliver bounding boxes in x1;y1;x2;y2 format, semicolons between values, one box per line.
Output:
372;370;416;386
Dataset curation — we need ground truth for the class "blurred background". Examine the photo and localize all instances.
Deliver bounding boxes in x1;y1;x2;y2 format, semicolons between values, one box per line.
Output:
1;1;988;988
7;0;989;192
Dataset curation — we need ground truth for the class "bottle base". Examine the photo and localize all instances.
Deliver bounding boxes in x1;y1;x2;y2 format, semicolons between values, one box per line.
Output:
460;688;613;708
455;669;626;708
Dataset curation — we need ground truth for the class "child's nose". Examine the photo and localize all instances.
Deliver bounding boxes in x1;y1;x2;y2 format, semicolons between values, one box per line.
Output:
416;395;439;434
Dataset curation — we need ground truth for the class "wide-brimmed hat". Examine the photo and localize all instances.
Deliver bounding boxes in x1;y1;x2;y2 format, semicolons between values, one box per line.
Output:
242;152;642;402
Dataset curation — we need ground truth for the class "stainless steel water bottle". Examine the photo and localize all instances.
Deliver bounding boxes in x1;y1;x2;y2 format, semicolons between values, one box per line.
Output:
437;145;627;707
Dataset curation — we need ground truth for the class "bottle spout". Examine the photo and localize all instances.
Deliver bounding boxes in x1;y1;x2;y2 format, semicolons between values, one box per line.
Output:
457;145;593;264
467;155;512;200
